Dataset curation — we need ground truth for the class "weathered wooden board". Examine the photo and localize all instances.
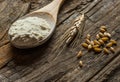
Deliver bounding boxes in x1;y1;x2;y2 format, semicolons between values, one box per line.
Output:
0;0;120;82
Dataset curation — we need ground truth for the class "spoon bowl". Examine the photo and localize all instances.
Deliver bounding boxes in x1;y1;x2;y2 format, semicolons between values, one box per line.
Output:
8;0;64;49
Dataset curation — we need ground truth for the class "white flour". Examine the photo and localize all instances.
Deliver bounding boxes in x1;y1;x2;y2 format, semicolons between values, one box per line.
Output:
8;17;51;45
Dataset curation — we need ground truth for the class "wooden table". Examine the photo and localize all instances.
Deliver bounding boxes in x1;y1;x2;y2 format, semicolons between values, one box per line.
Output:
0;0;120;82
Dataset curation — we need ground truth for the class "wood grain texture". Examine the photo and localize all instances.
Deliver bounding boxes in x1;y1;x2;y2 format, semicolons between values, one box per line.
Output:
0;0;120;82
0;0;30;69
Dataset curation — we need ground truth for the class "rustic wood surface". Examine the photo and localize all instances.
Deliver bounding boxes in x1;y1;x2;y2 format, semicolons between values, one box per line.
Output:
0;0;120;82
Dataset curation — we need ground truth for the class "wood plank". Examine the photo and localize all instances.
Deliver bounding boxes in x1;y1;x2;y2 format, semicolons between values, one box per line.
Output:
0;0;120;82
0;0;30;70
89;49;120;82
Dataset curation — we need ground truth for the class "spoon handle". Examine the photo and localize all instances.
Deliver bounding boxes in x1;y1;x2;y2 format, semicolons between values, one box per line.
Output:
34;0;65;22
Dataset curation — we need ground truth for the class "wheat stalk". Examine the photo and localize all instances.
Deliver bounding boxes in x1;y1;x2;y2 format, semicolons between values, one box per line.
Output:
53;13;86;57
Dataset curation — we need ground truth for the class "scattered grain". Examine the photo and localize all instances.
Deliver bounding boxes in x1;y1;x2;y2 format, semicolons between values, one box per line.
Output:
99;32;104;37
88;45;92;50
100;28;106;33
110;39;117;45
98;39;104;45
104;32;111;38
94;47;102;53
82;43;88;48
94;40;101;45
101;37;109;42
85;39;91;44
96;34;100;40
79;61;83;67
103;48;110;54
93;45;100;48
110;47;115;53
106;42;113;48
86;34;91;39
77;51;83;58
91;41;94;46
100;26;107;30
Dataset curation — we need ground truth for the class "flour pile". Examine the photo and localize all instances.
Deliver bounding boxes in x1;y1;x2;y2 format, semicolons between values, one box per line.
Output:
8;17;51;48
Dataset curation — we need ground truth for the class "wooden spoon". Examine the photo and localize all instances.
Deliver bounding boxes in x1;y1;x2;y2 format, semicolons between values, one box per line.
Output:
8;0;65;49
